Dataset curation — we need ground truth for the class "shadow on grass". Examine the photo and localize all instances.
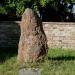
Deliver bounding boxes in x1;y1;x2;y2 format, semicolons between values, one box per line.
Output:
0;47;18;63
48;56;75;61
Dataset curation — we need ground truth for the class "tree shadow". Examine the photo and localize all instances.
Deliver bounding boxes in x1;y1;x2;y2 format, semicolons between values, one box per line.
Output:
48;56;75;61
0;13;21;21
0;21;20;63
0;47;18;63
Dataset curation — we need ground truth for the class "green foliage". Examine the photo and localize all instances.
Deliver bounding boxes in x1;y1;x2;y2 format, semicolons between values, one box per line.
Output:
16;0;25;17
0;0;40;19
40;0;48;7
0;0;75;21
0;7;6;14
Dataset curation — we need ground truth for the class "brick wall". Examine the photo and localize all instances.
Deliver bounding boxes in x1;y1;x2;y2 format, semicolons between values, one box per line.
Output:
43;22;75;49
0;21;20;48
0;21;75;49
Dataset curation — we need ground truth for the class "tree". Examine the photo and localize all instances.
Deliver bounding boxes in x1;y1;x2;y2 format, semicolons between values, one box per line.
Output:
0;0;75;21
41;0;74;21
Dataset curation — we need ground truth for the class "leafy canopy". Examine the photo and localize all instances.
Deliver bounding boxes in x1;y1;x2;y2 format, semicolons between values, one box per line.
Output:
0;0;75;21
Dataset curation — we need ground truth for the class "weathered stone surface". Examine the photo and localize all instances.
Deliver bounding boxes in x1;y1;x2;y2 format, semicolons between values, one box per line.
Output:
18;8;48;62
19;68;41;75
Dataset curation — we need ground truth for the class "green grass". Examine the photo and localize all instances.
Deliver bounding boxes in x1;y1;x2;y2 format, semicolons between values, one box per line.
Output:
1;48;75;75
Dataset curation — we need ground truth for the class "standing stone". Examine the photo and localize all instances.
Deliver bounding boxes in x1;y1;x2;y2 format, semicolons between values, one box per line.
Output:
18;8;48;63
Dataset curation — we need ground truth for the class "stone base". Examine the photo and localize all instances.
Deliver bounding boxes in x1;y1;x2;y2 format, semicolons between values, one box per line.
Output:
19;68;41;75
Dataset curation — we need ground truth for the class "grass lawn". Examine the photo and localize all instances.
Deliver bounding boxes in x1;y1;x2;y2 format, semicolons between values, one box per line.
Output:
0;48;75;75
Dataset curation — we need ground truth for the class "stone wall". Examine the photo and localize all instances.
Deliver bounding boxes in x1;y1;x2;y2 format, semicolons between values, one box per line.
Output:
43;22;75;49
0;21;75;49
0;21;20;48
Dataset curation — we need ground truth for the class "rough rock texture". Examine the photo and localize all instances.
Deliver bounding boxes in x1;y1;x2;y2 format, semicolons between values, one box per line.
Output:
19;68;41;75
18;8;48;63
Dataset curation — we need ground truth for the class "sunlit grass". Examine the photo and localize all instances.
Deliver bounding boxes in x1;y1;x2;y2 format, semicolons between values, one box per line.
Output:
0;48;75;75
